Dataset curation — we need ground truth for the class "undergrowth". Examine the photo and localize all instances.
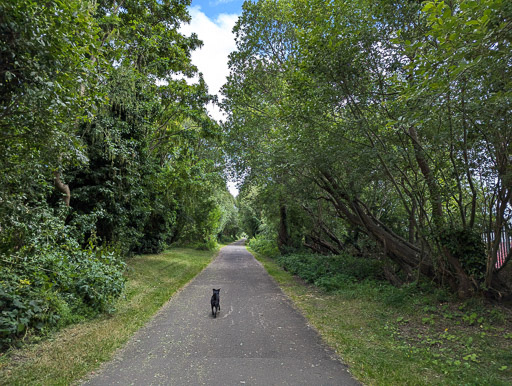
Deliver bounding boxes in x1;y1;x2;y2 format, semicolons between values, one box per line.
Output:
247;235;280;257
0;240;125;351
250;247;512;385
0;247;216;385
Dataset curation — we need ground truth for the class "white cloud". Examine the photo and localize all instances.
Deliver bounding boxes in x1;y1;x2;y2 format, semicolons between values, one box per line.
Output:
180;6;238;123
180;7;240;196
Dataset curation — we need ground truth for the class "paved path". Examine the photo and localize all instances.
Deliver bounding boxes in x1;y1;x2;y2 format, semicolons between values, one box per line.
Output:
83;241;358;385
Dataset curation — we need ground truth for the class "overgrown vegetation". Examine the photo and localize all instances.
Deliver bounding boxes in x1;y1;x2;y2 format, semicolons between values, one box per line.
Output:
3;0;512;377
224;0;512;298
0;0;239;351
0;247;216;385
247;235;280;258
277;253;385;291
250;247;512;385
0;240;125;349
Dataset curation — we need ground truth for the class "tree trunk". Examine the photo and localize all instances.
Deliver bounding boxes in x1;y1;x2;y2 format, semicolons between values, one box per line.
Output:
315;170;431;279
53;170;70;207
277;204;291;253
304;234;340;255
302;204;345;252
408;126;443;228
409;199;416;243
408;127;475;297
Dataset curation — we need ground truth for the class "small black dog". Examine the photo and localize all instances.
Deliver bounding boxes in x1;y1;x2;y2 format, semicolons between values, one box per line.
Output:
211;288;220;318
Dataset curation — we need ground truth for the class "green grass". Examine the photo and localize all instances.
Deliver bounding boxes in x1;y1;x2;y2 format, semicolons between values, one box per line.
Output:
0;247;217;385
251;248;512;386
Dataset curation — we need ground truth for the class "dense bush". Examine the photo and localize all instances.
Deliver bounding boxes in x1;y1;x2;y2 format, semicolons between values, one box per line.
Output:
273;252;453;305
0;242;125;349
0;0;229;353
276;253;385;292
248;235;280;257
440;228;487;281
184;235;219;251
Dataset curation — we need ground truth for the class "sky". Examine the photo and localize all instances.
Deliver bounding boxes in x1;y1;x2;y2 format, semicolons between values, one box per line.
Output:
190;0;244;20
180;0;244;122
181;0;244;196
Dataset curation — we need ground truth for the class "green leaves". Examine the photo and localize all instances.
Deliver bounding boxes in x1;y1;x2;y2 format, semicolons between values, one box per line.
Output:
223;0;512;296
1;0;225;349
0;241;126;349
1;0;100;159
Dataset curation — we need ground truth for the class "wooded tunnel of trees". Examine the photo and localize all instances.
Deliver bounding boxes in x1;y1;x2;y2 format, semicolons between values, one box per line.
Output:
1;0;511;349
223;0;512;300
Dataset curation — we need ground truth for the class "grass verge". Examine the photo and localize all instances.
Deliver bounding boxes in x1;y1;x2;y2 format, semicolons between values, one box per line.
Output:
0;247;217;385
250;248;512;386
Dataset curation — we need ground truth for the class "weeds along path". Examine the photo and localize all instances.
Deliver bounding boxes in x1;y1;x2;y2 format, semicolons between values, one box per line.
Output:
82;240;358;385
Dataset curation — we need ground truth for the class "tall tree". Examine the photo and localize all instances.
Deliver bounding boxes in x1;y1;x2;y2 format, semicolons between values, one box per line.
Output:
223;0;512;297
66;0;219;253
0;0;100;250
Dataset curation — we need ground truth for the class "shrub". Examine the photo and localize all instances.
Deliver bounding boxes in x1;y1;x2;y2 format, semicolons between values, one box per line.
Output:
276;252;385;292
314;274;357;292
193;235;219;251
440;228;486;281
0;243;125;350
247;236;280;257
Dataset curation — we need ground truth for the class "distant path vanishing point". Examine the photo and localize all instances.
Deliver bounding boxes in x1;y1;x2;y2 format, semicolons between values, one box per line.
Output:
82;240;359;385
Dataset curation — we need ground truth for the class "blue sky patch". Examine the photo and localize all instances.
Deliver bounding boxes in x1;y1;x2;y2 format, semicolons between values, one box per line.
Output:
190;0;243;19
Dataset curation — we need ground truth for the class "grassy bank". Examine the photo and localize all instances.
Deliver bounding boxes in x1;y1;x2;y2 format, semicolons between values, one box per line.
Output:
0;247;217;385
250;249;512;385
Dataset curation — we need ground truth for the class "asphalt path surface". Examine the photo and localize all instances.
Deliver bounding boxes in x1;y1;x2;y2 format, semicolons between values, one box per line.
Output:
82;241;359;385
